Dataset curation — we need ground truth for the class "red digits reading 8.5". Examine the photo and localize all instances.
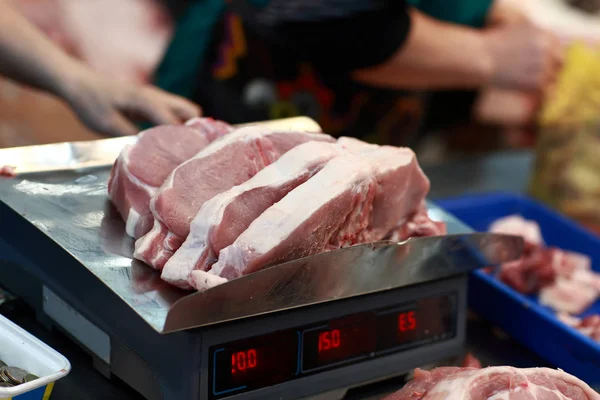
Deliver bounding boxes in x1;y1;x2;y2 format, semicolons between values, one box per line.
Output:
231;349;257;374
398;311;417;332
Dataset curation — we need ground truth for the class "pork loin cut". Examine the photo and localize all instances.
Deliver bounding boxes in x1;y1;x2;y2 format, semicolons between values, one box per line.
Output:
161;141;346;289
384;366;600;400
107;118;232;238
197;146;429;289
133;127;335;270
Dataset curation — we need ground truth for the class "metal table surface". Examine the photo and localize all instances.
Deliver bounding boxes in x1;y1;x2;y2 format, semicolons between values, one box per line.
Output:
1;149;541;400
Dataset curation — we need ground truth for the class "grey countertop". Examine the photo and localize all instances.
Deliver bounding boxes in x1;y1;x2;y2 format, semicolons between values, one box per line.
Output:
1;150;541;400
424;150;533;200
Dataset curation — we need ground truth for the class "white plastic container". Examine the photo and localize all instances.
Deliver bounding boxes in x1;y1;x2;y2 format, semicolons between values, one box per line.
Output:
0;314;70;400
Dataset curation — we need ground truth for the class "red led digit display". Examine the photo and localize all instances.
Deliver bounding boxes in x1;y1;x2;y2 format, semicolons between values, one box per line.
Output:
211;332;297;398
210;294;457;400
302;313;377;372
318;329;341;353
376;296;455;352
398;311;417;332
231;349;258;374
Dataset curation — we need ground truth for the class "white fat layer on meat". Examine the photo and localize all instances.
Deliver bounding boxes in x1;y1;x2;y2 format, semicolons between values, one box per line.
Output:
426;367;599;400
189;270;228;291
107;144;129;202
210;154;370;276
539;277;599;314
125;209;141;238
211;147;414;277
161;141;346;286
336;136;379;152
185;117;205;126
571;269;600;291
116;146;158;237
133;219;162;263
489;215;545;246
557;312;582;327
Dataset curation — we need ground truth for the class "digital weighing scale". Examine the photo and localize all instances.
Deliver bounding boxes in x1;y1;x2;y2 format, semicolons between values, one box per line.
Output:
0;117;524;400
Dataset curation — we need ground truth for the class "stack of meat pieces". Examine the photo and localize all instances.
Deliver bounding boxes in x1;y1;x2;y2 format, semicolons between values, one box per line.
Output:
383;365;600;399
489;215;600;342
108;118;446;291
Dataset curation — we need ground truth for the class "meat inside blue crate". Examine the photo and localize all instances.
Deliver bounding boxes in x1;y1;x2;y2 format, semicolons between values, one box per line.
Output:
489;215;600;317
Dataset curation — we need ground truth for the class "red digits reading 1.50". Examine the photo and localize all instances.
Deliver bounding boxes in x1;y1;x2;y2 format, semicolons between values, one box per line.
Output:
231;349;257;374
318;329;341;353
398;311;417;332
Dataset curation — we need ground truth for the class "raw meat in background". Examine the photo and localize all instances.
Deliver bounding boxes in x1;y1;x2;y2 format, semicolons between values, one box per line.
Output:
0;0;173;148
489;215;600;329
383;366;600;399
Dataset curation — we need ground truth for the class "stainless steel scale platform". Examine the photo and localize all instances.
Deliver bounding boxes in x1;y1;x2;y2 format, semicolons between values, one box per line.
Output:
0;117;524;400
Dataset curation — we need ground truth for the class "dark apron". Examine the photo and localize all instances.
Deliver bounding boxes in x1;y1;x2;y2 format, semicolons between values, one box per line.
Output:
153;0;492;145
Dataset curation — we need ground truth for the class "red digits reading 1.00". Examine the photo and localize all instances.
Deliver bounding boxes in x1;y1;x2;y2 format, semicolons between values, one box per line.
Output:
318;329;341;353
398;311;417;332
231;349;257;374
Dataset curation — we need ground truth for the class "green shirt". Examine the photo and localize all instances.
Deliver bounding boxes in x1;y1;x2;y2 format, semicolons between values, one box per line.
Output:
410;0;494;27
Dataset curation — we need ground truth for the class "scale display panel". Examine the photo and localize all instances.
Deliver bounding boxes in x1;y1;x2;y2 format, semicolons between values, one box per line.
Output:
209;293;457;399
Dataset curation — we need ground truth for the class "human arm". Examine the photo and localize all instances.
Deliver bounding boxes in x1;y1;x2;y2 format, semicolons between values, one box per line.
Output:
351;8;562;92
0;1;200;136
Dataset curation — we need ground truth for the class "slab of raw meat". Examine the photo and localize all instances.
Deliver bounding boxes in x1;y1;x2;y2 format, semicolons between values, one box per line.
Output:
134;126;335;270
383;366;600;400
107;118;232;239
161;141;346;289
197;146;429;289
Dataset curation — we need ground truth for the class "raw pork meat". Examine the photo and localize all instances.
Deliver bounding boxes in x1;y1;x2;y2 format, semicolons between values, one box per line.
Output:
108;119;232;238
488;215;600;314
197;146;429;289
383;366;600;400
134;127;335;270
0;165;16;178
161;141;346;289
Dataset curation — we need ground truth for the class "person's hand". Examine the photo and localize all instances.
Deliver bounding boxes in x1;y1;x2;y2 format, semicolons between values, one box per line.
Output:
60;69;202;137
483;20;564;92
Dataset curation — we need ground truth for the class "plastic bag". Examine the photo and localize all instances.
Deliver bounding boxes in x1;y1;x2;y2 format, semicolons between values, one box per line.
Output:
529;43;600;234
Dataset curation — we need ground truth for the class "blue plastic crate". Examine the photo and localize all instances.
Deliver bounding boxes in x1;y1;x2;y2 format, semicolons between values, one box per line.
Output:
437;192;600;385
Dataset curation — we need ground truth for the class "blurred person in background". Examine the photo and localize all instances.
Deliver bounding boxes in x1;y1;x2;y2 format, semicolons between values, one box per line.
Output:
0;1;200;138
155;0;562;147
